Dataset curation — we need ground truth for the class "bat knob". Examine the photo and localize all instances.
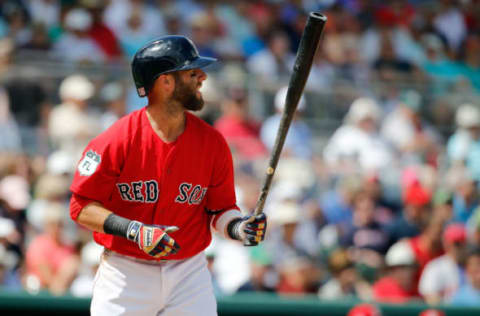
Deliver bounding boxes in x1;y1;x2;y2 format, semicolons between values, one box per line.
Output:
243;239;257;247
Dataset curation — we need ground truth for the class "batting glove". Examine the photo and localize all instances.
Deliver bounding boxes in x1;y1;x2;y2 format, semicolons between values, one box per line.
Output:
126;221;181;258
229;214;267;245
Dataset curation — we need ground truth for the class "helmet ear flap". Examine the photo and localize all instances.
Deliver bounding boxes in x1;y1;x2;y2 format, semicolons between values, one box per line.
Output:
132;59;176;97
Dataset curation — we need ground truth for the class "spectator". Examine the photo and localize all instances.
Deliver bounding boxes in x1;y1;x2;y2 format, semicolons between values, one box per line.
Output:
276;255;319;296
27;173;70;233
467;207;480;247
99;81;126;131
215;2;256;58
372;240;420;303
25;203;80;295
387;181;431;245
451;174;479;223
4;4;31;47
342;191;391;255
264;201;318;267
419;223;468;304
237;245;277;293
0;87;21;152
83;0;123;62
70;241;103;297
407;212;446;295
114;6;158;58
324;97;393;173
261;86;313;160
420;34;462;94
246;30;295;85
28;0;60;30
0;218;21;291
21;22;51;52
104;0;166;48
447;104;480;170
433;0;467;52
318;248;371;300
214;86;267;161
457;32;480;92
53;8;105;63
188;12;220;59
319;175;361;229
373;32;414;82
449;248;480;306
381;90;441;165
48;74;100;162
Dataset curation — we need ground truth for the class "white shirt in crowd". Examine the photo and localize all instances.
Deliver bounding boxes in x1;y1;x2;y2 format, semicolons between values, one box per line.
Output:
323;125;393;172
419;254;464;301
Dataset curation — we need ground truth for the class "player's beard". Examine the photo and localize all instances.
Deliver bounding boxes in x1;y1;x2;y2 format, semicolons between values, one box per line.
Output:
172;77;204;112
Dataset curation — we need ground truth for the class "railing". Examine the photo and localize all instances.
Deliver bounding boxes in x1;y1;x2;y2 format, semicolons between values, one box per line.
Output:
1;291;479;316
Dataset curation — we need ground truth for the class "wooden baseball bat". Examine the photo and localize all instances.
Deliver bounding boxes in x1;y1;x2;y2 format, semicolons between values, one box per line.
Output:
244;12;327;246
254;12;326;216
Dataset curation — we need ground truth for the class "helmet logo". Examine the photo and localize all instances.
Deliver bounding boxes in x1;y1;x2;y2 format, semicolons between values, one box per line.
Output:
138;87;146;97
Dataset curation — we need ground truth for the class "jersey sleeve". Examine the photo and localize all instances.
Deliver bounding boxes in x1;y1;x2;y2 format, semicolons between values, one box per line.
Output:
70;128;126;204
205;132;238;212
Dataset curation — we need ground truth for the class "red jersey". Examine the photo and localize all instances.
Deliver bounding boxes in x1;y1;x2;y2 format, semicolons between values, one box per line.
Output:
372;276;418;303
70;108;238;260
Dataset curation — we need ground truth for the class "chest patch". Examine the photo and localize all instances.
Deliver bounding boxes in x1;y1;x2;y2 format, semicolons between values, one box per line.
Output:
78;150;101;176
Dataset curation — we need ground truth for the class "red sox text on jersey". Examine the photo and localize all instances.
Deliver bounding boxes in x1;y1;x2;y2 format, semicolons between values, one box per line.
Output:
115;180;207;206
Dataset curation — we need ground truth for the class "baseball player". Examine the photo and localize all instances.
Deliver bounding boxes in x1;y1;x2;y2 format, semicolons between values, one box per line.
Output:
69;35;267;316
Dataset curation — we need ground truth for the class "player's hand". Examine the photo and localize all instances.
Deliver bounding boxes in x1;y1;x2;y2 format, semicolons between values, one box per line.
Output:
128;222;181;258
238;213;267;246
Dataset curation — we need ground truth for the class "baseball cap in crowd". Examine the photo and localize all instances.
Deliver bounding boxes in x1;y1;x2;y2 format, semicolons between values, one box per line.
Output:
59;74;95;101
347;303;382;316
269;202;301;225
345;97;381;124
456;103;480;128
418;309;446;316
385;240;416;267
64;8;92;32
403;182;431;207
275;86;306;112
443;223;467;244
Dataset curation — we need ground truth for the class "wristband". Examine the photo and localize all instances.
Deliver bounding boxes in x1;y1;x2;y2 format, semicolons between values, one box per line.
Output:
103;213;133;238
227;218;243;240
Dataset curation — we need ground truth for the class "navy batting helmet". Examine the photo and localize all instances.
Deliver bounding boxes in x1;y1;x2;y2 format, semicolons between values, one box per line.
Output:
131;35;217;97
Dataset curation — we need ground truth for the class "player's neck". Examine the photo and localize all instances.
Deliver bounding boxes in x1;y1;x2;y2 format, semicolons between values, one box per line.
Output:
145;103;186;143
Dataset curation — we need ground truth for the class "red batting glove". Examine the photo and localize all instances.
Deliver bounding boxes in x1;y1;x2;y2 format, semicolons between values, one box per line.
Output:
127;221;181;258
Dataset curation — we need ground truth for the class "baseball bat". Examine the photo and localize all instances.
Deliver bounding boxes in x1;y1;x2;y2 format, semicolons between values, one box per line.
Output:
245;12;327;246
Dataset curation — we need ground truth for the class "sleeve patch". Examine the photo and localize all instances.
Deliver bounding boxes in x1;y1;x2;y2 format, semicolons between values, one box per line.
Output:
78;150;101;176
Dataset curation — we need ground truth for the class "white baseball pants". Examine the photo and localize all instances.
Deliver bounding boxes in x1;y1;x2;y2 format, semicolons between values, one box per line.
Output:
91;250;217;316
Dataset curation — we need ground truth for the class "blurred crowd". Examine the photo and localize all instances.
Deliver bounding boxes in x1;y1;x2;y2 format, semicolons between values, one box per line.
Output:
0;0;480;310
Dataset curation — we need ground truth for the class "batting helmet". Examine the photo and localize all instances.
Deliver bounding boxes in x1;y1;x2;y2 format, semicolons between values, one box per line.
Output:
131;35;217;97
